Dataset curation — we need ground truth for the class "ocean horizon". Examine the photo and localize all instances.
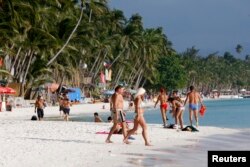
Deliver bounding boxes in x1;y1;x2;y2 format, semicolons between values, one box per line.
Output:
46;98;250;129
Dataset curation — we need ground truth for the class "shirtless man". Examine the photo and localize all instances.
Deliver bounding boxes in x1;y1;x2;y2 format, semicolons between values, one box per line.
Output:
62;97;71;121
35;96;45;121
184;86;204;127
154;88;169;127
106;85;128;143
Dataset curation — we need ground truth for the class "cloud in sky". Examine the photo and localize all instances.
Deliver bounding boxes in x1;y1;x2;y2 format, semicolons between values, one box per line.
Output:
109;0;250;57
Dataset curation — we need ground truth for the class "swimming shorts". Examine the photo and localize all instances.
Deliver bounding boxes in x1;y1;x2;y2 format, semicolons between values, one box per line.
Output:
189;104;198;111
161;103;168;110
63;108;70;115
59;105;64;111
37;108;44;118
113;109;126;123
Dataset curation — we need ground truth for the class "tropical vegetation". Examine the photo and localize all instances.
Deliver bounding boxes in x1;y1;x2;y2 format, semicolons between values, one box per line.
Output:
0;0;249;98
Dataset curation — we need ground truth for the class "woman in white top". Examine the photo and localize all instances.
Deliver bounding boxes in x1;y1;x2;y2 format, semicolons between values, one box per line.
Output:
169;97;185;129
124;88;152;146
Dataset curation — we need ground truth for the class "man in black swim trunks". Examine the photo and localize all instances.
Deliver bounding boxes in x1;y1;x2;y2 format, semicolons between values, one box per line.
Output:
35;96;45;121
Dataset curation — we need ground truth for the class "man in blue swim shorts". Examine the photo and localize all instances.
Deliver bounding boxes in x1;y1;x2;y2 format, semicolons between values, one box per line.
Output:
184;86;204;127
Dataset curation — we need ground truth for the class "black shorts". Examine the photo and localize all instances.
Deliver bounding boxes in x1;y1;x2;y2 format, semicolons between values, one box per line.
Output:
63;108;70;115
37;108;44;118
59;106;64;111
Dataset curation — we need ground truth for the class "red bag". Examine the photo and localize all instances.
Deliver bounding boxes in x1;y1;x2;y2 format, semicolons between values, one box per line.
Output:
199;105;206;117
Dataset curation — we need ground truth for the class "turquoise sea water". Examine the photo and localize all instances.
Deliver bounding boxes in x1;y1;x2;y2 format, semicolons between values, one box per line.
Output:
144;98;250;129
48;98;250;129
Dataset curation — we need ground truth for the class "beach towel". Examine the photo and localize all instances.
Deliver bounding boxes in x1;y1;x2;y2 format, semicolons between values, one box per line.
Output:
182;126;199;132
199;105;206;117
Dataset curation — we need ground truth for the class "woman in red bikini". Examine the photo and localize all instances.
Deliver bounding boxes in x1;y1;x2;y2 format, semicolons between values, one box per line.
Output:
154;88;169;127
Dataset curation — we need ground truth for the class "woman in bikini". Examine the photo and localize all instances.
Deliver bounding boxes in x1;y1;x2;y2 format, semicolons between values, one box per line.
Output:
168;97;185;129
124;88;152;146
154;88;169;127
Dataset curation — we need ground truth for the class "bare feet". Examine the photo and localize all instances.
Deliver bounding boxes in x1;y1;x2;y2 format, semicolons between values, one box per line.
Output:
123;139;131;144
145;143;153;146
105;140;113;143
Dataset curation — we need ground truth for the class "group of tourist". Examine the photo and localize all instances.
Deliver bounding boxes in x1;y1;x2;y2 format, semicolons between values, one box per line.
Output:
155;86;204;129
105;85;204;146
34;93;71;121
105;85;151;146
34;84;203;146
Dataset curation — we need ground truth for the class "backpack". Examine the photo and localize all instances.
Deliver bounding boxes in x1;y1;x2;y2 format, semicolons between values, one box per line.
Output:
31;115;37;121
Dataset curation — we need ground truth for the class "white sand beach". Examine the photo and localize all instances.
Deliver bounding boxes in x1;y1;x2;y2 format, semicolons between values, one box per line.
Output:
0;103;249;167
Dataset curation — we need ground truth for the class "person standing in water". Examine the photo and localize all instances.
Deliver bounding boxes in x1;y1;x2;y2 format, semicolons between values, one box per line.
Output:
124;88;152;146
94;112;103;122
184;86;204;127
154;88;169;127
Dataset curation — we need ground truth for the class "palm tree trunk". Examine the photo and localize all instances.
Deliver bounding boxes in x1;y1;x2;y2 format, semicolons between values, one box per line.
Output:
89;51;101;75
20;50;34;96
115;66;124;86
10;47;22;73
89;9;92;23
134;69;143;89
127;59;140;84
108;49;125;69
93;50;108;80
16;51;29;79
46;6;84;66
141;79;147;87
130;61;145;86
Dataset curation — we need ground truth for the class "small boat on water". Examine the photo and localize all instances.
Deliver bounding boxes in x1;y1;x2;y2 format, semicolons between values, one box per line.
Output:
209;89;244;99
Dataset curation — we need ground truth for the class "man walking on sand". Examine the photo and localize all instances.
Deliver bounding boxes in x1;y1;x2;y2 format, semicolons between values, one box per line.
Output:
184;86;204;127
106;85;128;143
154;88;169;127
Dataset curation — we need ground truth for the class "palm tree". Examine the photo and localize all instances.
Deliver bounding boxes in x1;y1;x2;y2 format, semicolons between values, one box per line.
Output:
235;44;243;54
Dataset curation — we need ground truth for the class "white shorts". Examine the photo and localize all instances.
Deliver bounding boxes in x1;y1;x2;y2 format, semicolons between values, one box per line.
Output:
113;109;126;122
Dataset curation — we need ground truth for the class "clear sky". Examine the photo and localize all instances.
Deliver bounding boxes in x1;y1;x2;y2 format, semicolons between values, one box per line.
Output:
108;0;250;58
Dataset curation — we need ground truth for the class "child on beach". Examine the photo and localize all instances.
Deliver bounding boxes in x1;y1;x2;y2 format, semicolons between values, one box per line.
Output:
94;112;103;122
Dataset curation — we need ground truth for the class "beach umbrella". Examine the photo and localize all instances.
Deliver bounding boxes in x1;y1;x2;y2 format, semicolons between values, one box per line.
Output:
0;86;16;94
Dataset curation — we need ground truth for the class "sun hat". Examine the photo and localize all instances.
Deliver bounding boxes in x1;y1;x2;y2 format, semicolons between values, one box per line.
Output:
134;87;146;98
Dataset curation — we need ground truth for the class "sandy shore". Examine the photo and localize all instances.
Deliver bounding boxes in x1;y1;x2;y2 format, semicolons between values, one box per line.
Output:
0;103;249;167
